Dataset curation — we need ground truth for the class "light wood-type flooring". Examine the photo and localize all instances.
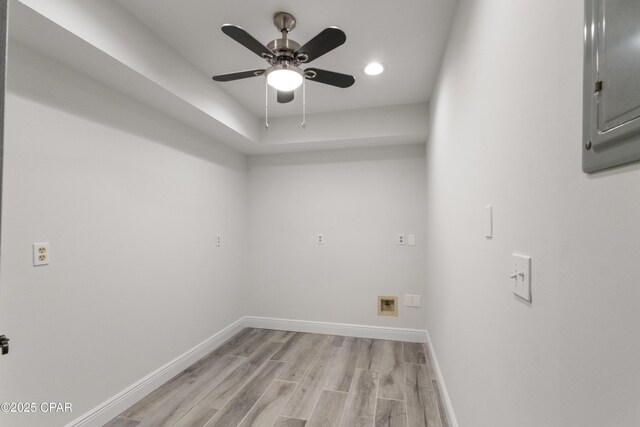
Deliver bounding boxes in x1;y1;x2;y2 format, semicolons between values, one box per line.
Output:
105;328;449;427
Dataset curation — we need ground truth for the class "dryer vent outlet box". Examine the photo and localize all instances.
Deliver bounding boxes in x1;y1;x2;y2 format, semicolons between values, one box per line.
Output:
378;296;398;317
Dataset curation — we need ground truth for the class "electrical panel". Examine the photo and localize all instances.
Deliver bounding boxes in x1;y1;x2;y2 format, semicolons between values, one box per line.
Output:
583;0;640;172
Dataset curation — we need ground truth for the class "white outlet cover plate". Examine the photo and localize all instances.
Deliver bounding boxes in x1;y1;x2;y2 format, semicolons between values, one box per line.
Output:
512;253;531;302
317;234;324;245
33;242;50;266
397;234;405;245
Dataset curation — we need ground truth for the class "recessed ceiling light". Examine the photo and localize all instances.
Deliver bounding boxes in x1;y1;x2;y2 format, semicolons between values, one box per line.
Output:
364;62;385;76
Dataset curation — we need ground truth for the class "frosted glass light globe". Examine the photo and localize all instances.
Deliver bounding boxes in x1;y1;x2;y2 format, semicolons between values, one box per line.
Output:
267;68;304;91
364;62;385;76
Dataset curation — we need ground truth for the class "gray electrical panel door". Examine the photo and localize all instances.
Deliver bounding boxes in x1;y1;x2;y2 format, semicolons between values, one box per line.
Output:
583;0;640;173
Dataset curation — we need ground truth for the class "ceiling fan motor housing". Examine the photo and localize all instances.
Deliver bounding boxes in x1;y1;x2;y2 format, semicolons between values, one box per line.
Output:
267;38;301;63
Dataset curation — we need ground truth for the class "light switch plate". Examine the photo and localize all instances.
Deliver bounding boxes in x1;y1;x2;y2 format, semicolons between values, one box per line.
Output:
407;234;416;246
412;295;421;307
511;253;531;302
404;294;413;307
485;205;493;238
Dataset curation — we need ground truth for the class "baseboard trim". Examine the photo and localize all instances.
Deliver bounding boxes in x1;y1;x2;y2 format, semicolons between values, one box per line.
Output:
245;316;428;343
425;330;459;427
64;317;246;427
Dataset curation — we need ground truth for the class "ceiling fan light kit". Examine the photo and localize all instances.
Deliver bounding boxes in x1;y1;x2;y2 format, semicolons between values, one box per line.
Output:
364;62;385;76
265;64;304;91
212;11;355;129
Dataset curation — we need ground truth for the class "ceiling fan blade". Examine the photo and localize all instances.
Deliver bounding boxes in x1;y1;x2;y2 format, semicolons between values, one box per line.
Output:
221;24;274;59
295;27;346;63
277;90;294;103
305;68;355;88
212;69;265;82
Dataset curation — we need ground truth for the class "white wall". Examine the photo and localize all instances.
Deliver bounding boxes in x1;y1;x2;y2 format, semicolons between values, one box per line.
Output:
247;145;426;329
0;43;248;427
425;1;640;426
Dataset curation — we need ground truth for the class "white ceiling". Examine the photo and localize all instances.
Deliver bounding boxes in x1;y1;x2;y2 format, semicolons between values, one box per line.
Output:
115;0;457;117
11;0;456;153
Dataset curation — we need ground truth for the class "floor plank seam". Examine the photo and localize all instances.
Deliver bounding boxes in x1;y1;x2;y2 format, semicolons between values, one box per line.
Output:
378;397;405;402
335;389;349;427
305;388;325;424
403;359;411;427
323;388;349;394
116;416;141;422
194;343;281;413
278;339;325;420
372;368;381;427
234;376;279;427
277;377;303;420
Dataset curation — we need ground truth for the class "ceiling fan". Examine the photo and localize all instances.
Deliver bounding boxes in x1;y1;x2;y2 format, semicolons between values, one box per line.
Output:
212;12;355;105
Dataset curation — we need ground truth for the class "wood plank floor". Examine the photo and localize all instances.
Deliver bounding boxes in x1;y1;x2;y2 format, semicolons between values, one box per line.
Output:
106;329;449;427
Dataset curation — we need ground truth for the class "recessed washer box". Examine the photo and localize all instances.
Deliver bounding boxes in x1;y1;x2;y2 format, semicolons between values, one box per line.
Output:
378;296;398;316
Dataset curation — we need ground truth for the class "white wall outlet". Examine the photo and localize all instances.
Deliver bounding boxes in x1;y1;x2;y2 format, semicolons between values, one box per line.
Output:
397;234;405;245
485;205;493;239
407;234;416;246
33;242;50;266
317;234;324;245
412;295;421;307
404;294;414;306
216;235;222;247
511;253;531;302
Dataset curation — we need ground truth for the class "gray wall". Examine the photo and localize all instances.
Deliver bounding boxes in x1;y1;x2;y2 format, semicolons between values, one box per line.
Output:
424;0;640;425
247;145;427;329
0;42;248;426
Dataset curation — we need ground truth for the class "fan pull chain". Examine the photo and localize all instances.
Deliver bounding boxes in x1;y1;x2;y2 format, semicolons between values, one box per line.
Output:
264;79;269;130
301;77;307;129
